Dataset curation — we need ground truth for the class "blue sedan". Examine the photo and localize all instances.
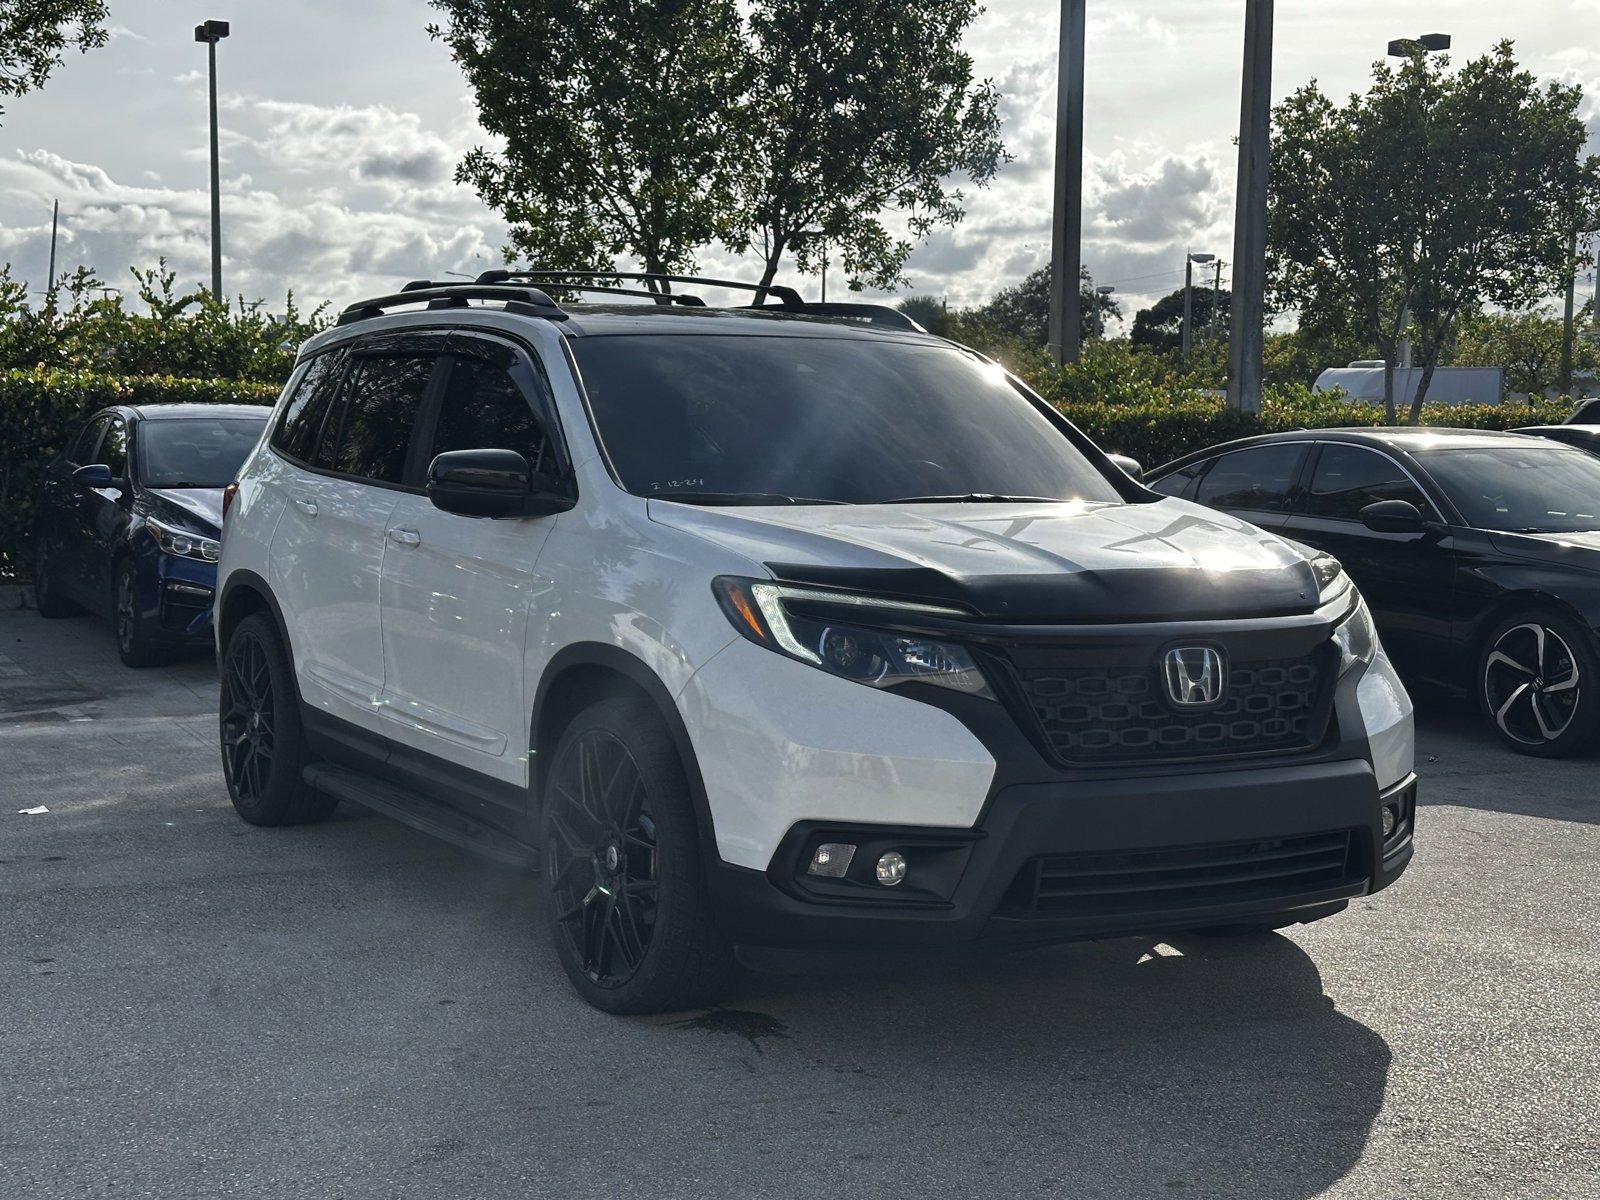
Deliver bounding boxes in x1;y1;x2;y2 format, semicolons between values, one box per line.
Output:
32;403;272;665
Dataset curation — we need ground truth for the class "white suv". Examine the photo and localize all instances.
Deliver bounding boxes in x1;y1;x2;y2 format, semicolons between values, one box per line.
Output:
216;273;1417;1013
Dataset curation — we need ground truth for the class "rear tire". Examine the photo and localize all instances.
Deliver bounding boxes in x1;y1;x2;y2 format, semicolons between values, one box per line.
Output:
1478;609;1600;758
32;540;79;618
540;696;739;1014
220;612;338;826
113;559;167;667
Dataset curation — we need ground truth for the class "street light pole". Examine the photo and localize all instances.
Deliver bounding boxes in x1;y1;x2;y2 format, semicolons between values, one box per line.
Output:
1226;0;1273;414
47;199;58;288
1047;0;1086;364
1562;225;1579;396
1094;285;1115;340
1182;252;1214;365
194;20;230;299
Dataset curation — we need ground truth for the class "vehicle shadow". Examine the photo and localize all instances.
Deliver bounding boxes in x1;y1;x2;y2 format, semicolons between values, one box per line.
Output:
698;935;1392;1199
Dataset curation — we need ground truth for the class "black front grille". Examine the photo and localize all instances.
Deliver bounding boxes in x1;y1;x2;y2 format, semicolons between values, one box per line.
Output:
1004;830;1361;918
1005;642;1335;766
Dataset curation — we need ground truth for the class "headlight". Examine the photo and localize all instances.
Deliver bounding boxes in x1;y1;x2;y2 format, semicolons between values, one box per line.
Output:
1307;551;1353;607
144;517;220;562
1296;548;1374;672
712;577;994;700
1333;595;1377;672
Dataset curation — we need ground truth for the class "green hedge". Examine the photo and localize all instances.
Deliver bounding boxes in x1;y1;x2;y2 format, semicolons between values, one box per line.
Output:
0;368;279;579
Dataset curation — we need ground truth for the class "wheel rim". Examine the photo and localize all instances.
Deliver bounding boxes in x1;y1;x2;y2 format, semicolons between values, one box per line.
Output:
220;634;275;801
545;730;659;989
115;567;137;653
1484;622;1581;746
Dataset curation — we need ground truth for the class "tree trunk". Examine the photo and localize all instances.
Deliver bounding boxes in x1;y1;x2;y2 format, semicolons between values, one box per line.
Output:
1381;355;1398;426
1408;355;1438;425
753;238;786;306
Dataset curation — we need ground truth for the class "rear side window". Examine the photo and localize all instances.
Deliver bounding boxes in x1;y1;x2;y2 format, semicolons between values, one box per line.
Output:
428;357;553;476
272;352;344;465
1307;444;1431;519
1194;444;1306;513
325;355;438;485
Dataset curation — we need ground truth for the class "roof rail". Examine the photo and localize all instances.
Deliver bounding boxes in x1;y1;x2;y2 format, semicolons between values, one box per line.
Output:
336;283;566;327
480;268;805;310
478;277;709;308
757;301;924;332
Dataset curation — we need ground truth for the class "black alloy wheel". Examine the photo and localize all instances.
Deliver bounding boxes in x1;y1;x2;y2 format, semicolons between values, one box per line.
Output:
219;613;336;825
113;560;162;667
541;697;738;1014
1480;611;1598;758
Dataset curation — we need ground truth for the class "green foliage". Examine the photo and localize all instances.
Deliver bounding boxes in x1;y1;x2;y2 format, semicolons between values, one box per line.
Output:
0;260;327;383
1269;40;1600;422
1453;307;1598;397
0;0;108;123
0;368;279;577
1130;285;1231;355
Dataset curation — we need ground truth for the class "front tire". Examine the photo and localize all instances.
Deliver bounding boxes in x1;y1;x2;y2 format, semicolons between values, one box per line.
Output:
1478;610;1600;758
220;613;338;825
113;559;166;667
540;697;739;1014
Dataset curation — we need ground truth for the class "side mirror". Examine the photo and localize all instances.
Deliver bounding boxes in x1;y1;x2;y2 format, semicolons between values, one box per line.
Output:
72;463;119;490
426;448;573;518
1107;453;1144;482
1360;499;1426;534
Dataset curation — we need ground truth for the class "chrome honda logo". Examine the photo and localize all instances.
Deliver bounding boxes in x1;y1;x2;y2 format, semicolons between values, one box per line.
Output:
1163;646;1226;708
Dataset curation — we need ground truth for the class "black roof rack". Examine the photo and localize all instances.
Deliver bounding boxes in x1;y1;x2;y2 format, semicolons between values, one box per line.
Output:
337;283;565;326
480;268;805;309
769;301;923;331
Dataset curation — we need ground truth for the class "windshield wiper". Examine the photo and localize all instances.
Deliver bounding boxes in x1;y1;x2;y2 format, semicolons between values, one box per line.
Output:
883;492;1066;505
648;490;846;506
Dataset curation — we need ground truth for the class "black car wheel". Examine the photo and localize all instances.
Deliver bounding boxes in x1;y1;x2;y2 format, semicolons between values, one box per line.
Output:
1479;610;1600;758
113;559;166;667
220;612;337;825
32;540;79;619
541;696;738;1014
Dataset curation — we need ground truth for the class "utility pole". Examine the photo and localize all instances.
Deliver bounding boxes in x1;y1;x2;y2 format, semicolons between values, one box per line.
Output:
1562;225;1578;396
195;20;230;299
47;199;58;288
1047;0;1086;364
1226;0;1273;415
1210;259;1223;339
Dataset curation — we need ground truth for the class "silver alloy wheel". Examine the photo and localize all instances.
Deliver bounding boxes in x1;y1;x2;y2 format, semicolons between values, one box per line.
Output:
1483;622;1581;745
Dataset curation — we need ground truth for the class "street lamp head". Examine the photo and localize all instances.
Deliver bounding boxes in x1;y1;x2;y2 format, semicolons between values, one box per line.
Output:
1188;253;1215;264
1096;285;1116;296
1388;32;1449;57
194;20;230;44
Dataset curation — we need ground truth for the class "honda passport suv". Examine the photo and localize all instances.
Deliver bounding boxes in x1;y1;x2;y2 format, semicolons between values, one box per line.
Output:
216;272;1417;1013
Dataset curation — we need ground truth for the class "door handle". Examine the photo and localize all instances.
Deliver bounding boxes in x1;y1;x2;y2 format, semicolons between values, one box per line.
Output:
387;527;421;546
292;496;318;517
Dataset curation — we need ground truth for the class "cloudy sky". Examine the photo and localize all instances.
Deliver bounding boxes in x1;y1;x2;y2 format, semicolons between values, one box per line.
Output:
1;0;1596;329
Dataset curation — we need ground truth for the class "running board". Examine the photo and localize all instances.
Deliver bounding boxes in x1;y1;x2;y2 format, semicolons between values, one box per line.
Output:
302;762;537;870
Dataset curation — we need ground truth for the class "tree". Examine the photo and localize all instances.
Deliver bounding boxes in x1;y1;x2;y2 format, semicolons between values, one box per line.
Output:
1269;42;1600;423
1131;286;1232;355
0;0;107;124
963;266;1119;345
722;0;1005;295
1453;307;1598;398
429;0;746;276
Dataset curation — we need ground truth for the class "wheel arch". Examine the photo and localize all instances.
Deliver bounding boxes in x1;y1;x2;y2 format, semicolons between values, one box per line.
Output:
529;643;721;864
217;571;301;696
1466;590;1597;672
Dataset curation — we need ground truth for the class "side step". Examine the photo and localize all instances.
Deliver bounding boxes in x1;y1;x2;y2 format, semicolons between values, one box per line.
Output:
303;762;537;870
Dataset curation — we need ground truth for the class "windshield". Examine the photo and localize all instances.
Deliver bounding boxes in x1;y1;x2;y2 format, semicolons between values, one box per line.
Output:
138;418;267;488
570;334;1122;505
1415;445;1600;533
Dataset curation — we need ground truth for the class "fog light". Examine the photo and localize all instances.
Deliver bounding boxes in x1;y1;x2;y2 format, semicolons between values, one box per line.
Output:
875;850;907;887
1382;805;1398;838
808;843;855;878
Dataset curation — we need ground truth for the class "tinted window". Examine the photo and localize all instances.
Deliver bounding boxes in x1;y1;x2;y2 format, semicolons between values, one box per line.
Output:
273;352;343;465
430;357;552;474
1414;445;1600;533
1150;462;1204;499
326;355;437;485
70;417;107;463
139;418;268;488
100;418;129;479
1194;444;1306;512
1307;444;1430;519
570;335;1121;505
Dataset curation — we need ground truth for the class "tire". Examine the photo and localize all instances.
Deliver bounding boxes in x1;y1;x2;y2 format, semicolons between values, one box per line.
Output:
540;696;739;1014
219;612;338;826
1478;608;1600;758
32;539;79;618
113;559;167;667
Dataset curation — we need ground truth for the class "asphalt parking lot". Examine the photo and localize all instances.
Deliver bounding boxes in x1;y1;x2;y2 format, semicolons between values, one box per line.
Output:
2;600;1596;1200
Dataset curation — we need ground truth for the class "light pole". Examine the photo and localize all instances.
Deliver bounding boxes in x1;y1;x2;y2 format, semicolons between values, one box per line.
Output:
1047;0;1086;364
1182;252;1215;365
1562;225;1599;394
1225;0;1272;414
1093;285;1115;339
194;20;230;299
1209;258;1223;339
47;199;59;288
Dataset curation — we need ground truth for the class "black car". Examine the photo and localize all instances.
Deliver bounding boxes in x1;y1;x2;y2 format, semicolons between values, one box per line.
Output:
1150;427;1600;756
32;403;271;665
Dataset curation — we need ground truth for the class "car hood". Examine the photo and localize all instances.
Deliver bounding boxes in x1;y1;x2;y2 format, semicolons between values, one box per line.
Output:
1489;528;1600;568
649;497;1321;621
141;487;224;535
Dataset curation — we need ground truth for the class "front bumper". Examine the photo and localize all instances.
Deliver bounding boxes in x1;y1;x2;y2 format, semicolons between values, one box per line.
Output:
708;768;1416;948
